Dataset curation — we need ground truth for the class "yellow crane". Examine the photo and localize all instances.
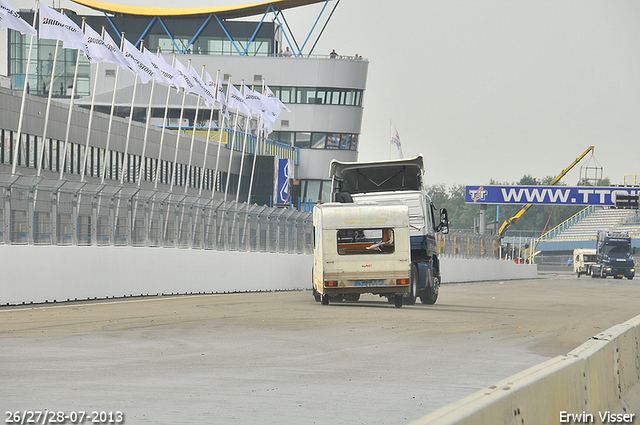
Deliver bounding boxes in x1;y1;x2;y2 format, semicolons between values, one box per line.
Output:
497;146;595;236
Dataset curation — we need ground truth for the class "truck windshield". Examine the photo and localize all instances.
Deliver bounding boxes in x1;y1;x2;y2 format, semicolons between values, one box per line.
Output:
337;228;395;255
583;255;597;262
604;245;630;256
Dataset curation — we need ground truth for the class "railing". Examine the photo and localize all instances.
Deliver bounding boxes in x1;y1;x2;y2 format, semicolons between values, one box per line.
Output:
437;232;502;259
537;205;595;241
0;178;312;254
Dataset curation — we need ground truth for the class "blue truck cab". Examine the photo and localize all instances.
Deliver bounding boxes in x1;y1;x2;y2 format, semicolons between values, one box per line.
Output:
591;230;635;280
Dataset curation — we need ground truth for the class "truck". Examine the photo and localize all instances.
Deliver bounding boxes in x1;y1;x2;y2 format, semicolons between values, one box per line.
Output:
312;155;449;307
573;248;597;277
590;231;635;279
312;203;412;307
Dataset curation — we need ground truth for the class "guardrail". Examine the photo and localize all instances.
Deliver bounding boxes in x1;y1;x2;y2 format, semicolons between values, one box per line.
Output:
409;313;640;425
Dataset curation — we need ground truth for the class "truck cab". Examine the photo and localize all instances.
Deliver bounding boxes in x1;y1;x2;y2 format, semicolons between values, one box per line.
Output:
327;155;449;304
591;231;635;279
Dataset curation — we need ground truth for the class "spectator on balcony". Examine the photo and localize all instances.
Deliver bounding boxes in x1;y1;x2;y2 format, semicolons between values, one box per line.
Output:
329;49;338;58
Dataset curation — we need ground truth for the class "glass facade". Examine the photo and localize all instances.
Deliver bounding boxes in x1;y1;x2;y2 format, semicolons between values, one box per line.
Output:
271;131;358;151
9;32;91;96
270;86;363;107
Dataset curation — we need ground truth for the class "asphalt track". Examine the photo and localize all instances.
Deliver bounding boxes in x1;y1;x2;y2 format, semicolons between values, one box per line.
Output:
2;272;639;425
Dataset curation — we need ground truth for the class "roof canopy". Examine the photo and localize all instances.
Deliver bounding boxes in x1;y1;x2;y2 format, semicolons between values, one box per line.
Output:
70;0;326;17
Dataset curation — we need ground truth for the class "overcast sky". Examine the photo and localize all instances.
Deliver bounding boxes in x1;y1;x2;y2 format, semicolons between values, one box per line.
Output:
12;0;640;187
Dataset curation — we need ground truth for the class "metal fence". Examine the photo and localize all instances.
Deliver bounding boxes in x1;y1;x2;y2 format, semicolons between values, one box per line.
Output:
1;174;502;259
437;232;502;259
0;176;313;254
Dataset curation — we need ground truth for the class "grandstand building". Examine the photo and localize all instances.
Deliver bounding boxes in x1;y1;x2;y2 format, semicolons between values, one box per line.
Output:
0;0;367;205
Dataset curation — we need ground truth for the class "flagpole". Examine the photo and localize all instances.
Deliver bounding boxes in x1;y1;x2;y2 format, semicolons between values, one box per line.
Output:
169;58;191;193
235;96;251;204
212;70;228;197
136;45;160;187
101;32;126;184
246;80;266;206
35;36;61;173
80;26;106;181
120;39;144;185
388;119;392;160
199;67;217;196
223;79;242;202
55;17;85;180
12;1;39;176
183;65;206;194
154;53;176;190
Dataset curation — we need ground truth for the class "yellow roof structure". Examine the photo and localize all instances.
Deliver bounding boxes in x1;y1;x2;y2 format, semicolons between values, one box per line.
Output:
70;0;326;17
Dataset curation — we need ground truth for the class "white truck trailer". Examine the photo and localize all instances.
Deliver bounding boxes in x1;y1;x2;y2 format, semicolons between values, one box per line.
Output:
573;248;596;277
312;203;412;307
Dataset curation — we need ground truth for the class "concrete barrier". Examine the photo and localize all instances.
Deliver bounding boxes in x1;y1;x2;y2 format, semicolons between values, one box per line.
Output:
440;257;538;283
409;314;640;425
0;245;313;305
0;247;537;305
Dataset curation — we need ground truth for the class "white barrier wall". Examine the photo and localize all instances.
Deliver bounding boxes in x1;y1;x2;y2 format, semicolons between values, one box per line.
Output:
409;314;640;425
440;257;538;283
0;246;537;305
0;245;313;305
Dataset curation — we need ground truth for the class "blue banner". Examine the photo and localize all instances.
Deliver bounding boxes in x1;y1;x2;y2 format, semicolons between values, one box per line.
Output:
276;158;291;204
465;185;640;206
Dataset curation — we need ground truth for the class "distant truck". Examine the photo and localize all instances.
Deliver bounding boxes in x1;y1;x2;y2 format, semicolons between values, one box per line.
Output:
590;231;635;279
312;156;449;306
312;203;412;307
573;248;596;277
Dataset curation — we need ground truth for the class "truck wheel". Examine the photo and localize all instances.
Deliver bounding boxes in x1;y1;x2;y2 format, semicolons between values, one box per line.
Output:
404;263;418;305
321;295;329;305
394;294;403;308
344;294;360;302
420;270;439;305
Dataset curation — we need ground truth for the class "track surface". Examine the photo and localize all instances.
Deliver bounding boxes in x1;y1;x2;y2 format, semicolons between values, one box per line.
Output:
2;273;639;424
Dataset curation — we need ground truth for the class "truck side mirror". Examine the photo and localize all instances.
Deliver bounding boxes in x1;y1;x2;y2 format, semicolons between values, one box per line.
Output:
437;208;449;234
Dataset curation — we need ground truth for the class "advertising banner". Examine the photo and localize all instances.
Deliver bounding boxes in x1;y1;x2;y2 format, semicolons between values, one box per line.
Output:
466;185;640;206
276;158;292;204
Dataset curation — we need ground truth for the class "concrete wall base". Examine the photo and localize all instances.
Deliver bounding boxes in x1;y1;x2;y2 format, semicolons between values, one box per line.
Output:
0;246;537;305
440;257;538;283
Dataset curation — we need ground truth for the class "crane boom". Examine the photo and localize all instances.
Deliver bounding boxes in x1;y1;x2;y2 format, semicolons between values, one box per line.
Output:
497;146;595;236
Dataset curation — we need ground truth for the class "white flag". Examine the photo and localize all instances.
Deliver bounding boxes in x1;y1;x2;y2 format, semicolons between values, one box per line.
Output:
228;84;251;116
84;24;120;64
173;58;199;94
38;4;84;45
244;86;279;123
390;123;403;158
0;0;36;35
143;48;174;86
122;37;155;84
213;72;229;120
264;85;291;112
101;30;131;71
189;66;217;108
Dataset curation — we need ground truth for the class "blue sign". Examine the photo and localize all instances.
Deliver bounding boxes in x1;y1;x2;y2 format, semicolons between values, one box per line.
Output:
466;185;640;206
276;158;291;204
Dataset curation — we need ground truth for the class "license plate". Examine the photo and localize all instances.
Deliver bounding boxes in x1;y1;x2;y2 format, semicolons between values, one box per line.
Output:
354;279;387;287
